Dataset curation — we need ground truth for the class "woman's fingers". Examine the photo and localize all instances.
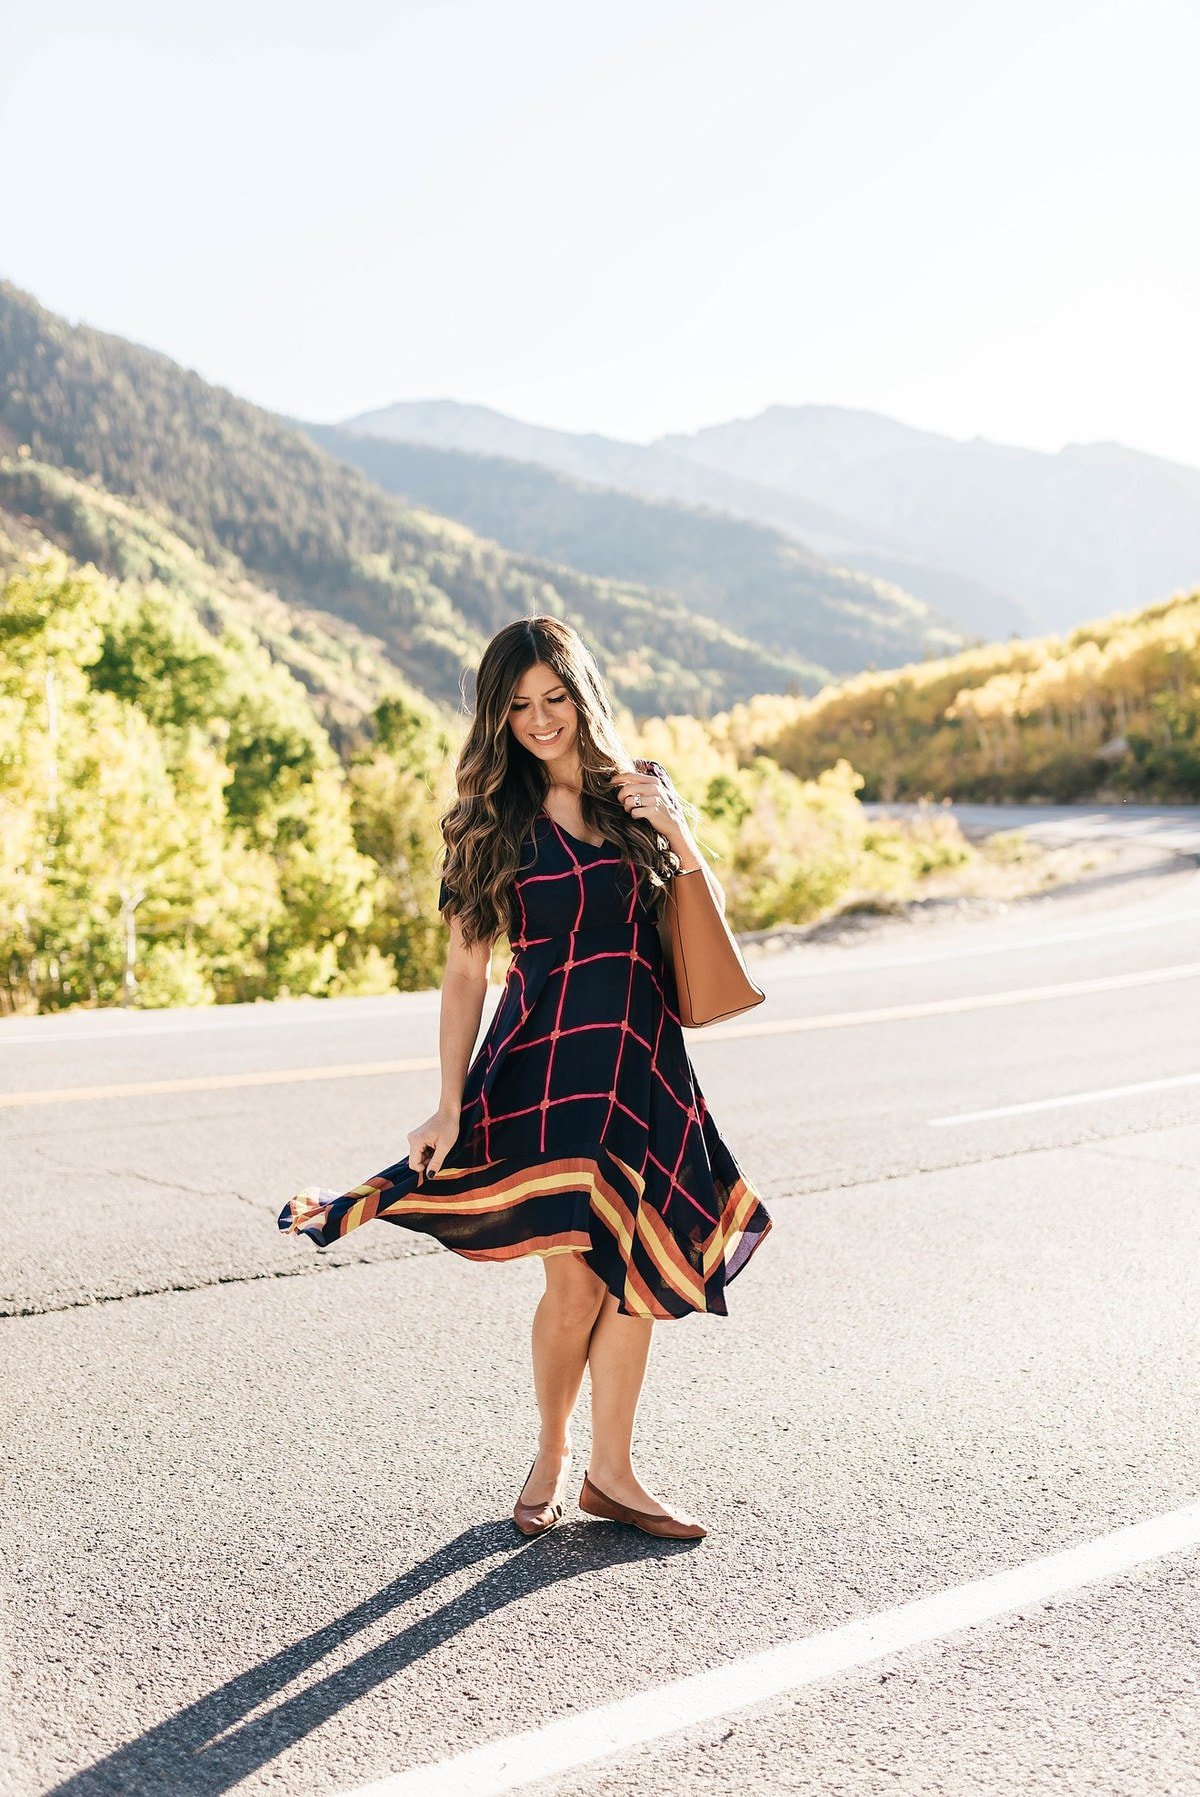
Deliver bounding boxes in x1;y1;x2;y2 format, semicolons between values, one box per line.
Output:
408;1126;435;1183
611;772;667;814
409;1119;455;1185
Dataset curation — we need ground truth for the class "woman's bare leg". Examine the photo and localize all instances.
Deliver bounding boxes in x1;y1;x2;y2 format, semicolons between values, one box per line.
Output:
584;1292;675;1517
521;1251;607;1505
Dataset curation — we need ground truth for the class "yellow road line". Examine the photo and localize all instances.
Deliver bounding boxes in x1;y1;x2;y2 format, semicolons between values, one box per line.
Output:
4;960;1198;1109
0;1057;438;1109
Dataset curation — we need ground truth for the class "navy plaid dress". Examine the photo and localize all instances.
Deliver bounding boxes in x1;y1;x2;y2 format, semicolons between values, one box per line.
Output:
277;761;773;1317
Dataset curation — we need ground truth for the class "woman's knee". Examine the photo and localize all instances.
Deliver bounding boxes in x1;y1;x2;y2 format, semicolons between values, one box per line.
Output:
541;1255;606;1328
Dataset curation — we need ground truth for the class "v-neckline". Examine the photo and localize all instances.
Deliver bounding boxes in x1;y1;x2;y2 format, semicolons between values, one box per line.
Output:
538;808;609;853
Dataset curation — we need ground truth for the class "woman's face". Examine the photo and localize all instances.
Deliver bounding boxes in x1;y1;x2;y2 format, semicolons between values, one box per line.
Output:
508;661;579;765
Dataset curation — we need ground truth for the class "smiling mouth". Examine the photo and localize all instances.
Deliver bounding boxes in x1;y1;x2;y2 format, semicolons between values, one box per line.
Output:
531;727;563;742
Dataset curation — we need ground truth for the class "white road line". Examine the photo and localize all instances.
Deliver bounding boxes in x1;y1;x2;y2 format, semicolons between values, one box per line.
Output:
705;959;1200;1041
334;1500;1200;1797
929;1069;1200;1126
760;905;1200;981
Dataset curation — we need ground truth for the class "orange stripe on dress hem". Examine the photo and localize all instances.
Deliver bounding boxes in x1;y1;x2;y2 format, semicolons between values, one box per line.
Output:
432;1149;647;1199
622;1282;657;1319
420;1155;631;1204
719;1176;764;1232
635;1204;706;1309
342;1196;368;1234
593;1178;637;1249
453;1230;592;1262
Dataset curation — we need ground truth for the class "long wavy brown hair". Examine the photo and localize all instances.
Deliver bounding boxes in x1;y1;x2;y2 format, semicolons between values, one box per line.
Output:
438;617;692;948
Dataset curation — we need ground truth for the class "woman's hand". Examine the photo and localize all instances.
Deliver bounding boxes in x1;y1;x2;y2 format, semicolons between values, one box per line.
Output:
609;766;687;850
610;763;724;909
407;1105;461;1184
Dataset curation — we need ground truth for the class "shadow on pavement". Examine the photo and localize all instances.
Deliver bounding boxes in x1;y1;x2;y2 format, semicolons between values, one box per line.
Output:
48;1515;696;1795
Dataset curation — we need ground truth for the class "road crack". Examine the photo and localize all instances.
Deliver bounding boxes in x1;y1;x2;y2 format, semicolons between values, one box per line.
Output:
765;1110;1200;1202
7;1110;1197;1323
1078;1143;1198;1178
1;1240;444;1320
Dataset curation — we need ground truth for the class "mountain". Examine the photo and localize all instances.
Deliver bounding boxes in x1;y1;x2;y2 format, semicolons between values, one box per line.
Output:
0;282;811;716
344;398;849;539
303;423;967;677
349;397;1200;640
346;399;1034;641
660;405;1200;634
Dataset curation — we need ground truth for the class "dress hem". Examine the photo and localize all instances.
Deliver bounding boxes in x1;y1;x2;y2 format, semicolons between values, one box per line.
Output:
277;1149;772;1321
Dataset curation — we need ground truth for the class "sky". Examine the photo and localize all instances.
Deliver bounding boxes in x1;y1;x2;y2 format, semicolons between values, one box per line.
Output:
3;0;1198;465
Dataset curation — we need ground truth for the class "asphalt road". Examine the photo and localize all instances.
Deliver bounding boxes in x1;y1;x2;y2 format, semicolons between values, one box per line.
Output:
864;799;1200;855
3;808;1200;1796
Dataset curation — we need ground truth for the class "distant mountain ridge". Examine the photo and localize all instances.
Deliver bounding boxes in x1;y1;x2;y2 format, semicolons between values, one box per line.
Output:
348;398;853;542
662;406;1200;632
345;399;1036;639
305;421;966;678
349;397;1200;638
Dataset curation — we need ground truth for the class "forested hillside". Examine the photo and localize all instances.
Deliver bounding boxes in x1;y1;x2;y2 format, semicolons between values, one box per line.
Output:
0;458;429;744
0;282;811;715
0;544;461;1012
0;537;977;1014
304;423;966;675
721;589;1200;801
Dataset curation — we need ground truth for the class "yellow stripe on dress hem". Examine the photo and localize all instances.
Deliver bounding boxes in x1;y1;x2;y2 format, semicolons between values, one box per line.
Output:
621;1274;657;1318
379;1167;600;1218
589;1189;635;1261
342;1195;369;1235
635;1207;706;1310
701;1181;762;1277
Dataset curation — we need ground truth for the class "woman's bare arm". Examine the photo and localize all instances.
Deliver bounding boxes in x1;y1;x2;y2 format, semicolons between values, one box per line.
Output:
659;772;727;917
437;915;495;1110
672;829;728;916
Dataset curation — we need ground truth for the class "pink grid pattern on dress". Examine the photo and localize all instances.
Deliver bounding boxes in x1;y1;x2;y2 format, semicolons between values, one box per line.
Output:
477;812;717;1228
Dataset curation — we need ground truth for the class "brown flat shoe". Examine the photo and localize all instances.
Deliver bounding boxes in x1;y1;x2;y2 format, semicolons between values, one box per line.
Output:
578;1470;707;1540
513;1452;567;1537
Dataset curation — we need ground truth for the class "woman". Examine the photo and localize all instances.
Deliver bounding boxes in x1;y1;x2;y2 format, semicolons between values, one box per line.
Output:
278;617;772;1542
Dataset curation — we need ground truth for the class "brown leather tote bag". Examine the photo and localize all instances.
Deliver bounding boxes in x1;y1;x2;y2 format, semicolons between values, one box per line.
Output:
657;868;765;1028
